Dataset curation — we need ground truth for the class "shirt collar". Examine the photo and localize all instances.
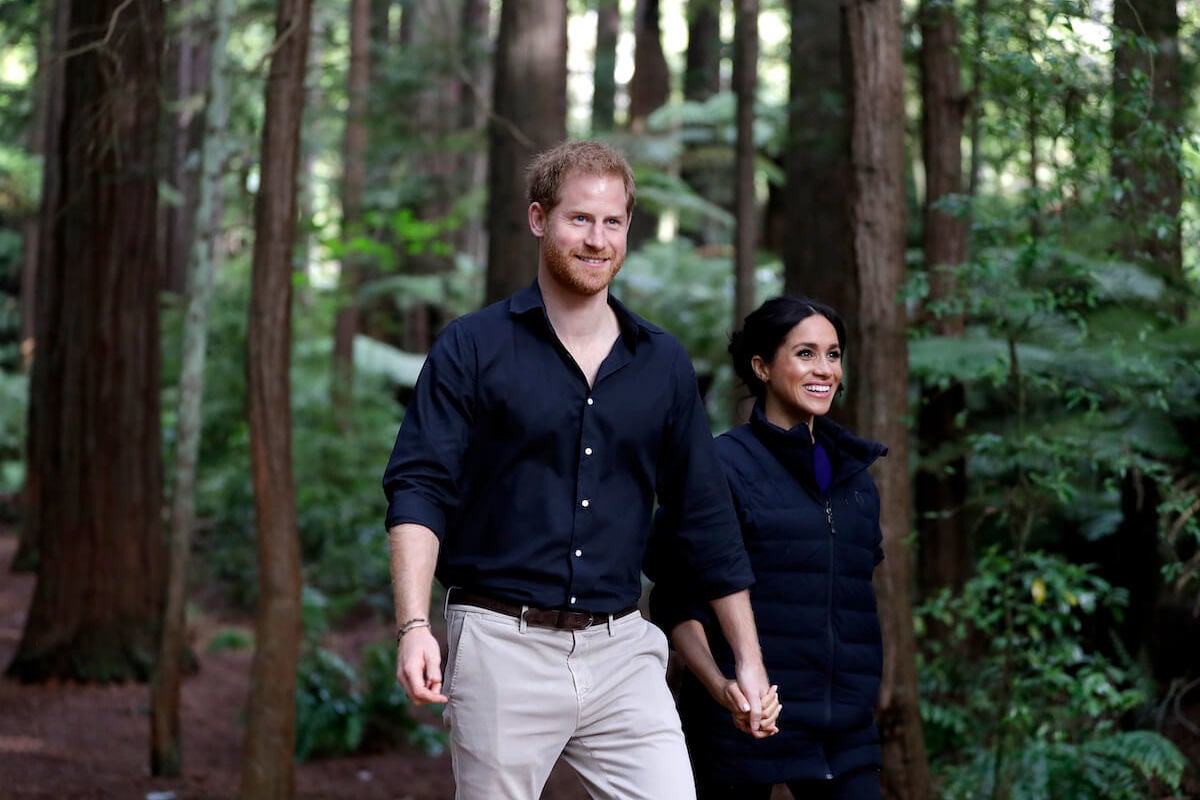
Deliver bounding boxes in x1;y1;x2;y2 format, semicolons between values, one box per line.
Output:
509;279;661;348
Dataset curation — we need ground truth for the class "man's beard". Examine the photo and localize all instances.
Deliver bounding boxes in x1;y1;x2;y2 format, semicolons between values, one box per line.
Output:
542;234;624;297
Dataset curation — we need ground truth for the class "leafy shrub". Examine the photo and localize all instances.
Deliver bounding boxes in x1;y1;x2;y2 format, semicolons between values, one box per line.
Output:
918;548;1185;799
293;640;446;762
205;627;254;654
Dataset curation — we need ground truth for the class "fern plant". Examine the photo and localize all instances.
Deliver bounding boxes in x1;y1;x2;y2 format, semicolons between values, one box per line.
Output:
917;549;1186;799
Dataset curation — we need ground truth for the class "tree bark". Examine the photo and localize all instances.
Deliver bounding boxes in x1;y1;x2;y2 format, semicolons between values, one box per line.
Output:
484;0;567;305
731;0;758;426
845;0;932;796
14;0;69;574
680;0;729;245
332;0;371;419
150;0;232;776
18;1;57;376
684;0;721;102
239;0;312;796
780;0;855;391
626;0;669;249
628;0;671;130
592;0;621;133
8;0;166;684
458;0;491;267
162;0;212;296
1112;0;1183;318
915;0;970;600
1109;0;1182;681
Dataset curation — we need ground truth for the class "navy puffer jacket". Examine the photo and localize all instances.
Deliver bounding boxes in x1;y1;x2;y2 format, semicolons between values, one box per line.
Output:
650;404;887;786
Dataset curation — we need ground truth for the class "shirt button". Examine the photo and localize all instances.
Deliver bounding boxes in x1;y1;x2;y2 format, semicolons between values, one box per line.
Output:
584;447;593;456
586;397;594;406
581;499;590;508
575;549;582;557
570;596;577;604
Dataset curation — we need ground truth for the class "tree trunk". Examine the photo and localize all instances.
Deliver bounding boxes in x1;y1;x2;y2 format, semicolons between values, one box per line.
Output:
484;0;567;305
915;0;969;600
1112;0;1183;317
332;0;371;420
592;0;621;133
458;0;491;267
626;0;670;250
239;0;312;796
780;0;855;391
295;10;324;273
7;0;166;684
1109;0;1181;678
400;1;463;350
14;0;69;574
150;0;232;776
18;1;57;375
845;0;932;796
162;0;212;296
684;0;721;101
731;0;758;426
680;0;729;245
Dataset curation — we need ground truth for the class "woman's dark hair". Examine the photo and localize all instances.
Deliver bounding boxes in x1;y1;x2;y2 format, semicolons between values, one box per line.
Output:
729;295;847;402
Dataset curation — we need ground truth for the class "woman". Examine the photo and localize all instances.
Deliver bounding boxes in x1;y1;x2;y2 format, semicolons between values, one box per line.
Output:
651;296;886;800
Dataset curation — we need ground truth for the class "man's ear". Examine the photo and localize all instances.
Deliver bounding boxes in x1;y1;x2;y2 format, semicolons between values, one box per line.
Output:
528;202;547;238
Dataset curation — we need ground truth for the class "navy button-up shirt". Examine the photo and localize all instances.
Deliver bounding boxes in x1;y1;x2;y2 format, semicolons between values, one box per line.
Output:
382;281;753;613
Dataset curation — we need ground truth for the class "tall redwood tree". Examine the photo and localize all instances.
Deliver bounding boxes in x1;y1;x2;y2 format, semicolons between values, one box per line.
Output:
846;0;932;795
484;0;567;305
915;0;970;601
239;0;313;796
8;0;166;684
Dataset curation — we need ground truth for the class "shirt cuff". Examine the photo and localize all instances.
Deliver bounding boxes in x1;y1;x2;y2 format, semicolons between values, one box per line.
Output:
384;494;447;538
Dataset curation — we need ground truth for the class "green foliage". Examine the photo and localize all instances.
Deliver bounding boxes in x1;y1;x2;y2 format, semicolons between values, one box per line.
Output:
183;265;400;618
918;549;1186;799
0;366;25;499
293;640;448;762
613;239;781;428
205;627;254;654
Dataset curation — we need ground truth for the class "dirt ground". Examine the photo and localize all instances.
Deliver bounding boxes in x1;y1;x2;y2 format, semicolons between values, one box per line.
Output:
0;531;590;800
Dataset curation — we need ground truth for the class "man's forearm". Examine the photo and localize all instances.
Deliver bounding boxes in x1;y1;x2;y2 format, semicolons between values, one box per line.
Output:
709;589;762;664
388;523;440;627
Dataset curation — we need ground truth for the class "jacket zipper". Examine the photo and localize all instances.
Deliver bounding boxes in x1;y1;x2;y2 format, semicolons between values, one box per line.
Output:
824;498;836;733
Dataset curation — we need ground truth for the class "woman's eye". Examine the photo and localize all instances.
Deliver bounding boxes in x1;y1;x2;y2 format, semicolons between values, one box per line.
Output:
797;349;815;360
828;351;841;361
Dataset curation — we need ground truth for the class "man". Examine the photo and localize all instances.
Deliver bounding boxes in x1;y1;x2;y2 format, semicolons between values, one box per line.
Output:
383;140;769;800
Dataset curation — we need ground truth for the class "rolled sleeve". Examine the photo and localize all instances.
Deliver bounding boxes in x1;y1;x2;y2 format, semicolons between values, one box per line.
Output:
381;321;476;538
653;348;753;600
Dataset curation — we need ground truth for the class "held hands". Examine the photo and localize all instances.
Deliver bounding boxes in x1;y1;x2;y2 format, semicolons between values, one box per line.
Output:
396;625;448;705
717;680;782;739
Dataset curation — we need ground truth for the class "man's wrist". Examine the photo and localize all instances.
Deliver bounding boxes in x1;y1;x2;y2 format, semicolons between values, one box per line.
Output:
396;617;431;643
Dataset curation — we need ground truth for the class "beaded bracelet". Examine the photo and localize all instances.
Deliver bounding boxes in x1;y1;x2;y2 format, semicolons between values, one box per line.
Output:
396;617;430;643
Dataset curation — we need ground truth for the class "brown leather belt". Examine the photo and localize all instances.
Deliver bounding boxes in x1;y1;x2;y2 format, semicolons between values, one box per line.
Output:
447;588;639;631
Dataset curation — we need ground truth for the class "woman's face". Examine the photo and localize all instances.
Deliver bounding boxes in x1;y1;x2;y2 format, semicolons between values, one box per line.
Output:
752;314;843;431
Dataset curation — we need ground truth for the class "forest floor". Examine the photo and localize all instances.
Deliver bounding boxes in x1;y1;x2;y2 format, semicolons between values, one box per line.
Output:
0;530;592;800
1;526;1198;799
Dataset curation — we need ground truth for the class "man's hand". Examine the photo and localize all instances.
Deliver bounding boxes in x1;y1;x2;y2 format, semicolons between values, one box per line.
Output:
734;656;771;733
396;626;448;704
720;681;781;739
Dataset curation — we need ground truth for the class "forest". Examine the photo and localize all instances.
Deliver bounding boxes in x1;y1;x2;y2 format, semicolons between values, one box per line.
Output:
0;0;1197;798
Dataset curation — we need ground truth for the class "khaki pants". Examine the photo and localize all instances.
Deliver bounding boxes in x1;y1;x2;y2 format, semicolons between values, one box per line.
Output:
442;602;697;800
